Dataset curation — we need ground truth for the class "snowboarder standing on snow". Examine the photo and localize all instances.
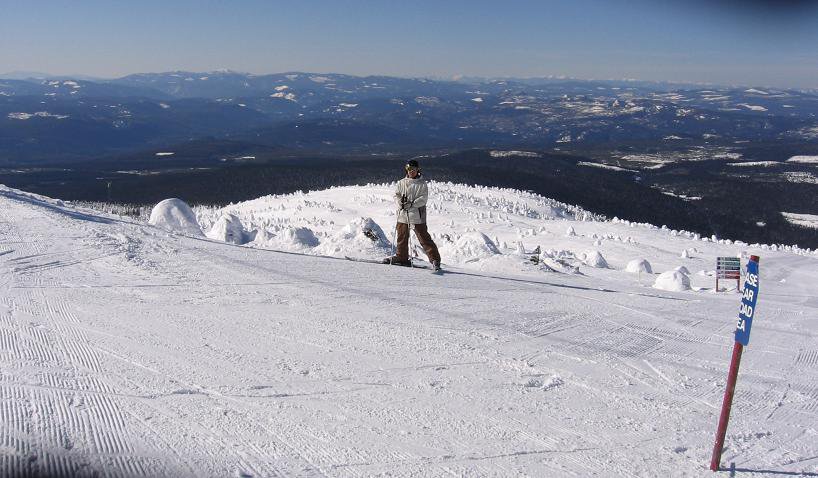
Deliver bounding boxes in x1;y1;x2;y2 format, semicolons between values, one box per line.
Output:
384;160;441;270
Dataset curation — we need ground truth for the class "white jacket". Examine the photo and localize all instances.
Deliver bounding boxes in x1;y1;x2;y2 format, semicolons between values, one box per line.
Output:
394;177;429;224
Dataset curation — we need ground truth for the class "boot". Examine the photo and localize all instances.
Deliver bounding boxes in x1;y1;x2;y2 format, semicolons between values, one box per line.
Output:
383;256;412;267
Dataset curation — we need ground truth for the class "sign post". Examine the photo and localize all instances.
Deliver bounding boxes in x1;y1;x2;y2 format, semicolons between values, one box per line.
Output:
716;257;741;292
710;255;760;471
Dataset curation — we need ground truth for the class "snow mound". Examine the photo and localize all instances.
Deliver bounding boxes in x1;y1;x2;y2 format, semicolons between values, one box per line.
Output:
582;250;608;268
653;271;691;291
250;228;275;246
444;232;500;262
566;226;576;237
281;226;320;248
148;199;203;236
539;249;581;274
259;226;320;250
206;214;250;244
626;259;653;274
319;217;391;256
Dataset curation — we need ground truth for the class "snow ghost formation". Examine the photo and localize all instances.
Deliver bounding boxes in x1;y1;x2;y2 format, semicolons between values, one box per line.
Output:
653;270;691;291
582;250;608;268
626;259;653;274
319;217;391;256
337;217;390;249
446;232;500;261
206;214;250;244
148;198;204;236
279;226;320;249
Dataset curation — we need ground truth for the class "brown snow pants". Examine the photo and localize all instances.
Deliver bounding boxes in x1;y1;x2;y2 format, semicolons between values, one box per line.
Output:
395;223;441;263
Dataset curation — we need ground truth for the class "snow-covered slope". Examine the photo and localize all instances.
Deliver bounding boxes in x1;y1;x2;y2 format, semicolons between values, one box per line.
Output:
194;182;815;286
1;183;817;477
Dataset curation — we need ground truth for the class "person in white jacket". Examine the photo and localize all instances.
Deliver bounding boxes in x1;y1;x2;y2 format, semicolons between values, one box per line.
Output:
384;160;441;270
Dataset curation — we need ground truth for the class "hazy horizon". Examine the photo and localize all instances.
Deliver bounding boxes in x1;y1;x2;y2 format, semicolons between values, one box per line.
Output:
3;68;816;93
2;0;818;89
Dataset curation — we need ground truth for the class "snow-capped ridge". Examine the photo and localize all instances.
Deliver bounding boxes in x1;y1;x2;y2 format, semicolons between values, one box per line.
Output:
181;181;818;278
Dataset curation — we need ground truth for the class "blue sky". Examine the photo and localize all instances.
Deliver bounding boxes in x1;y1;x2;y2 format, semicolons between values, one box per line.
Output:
2;0;817;88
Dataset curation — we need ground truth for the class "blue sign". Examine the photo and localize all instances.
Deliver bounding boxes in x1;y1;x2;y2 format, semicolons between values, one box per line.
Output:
735;260;760;346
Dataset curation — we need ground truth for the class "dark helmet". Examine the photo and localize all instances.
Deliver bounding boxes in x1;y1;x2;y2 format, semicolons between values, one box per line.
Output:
405;159;420;171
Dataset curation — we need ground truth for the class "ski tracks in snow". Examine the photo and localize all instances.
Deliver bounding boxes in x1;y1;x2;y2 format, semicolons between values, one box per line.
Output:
2;188;818;476
0;198;176;477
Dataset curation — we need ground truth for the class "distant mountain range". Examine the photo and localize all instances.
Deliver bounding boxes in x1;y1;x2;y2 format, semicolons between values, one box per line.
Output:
2;70;818;165
2;71;818;248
